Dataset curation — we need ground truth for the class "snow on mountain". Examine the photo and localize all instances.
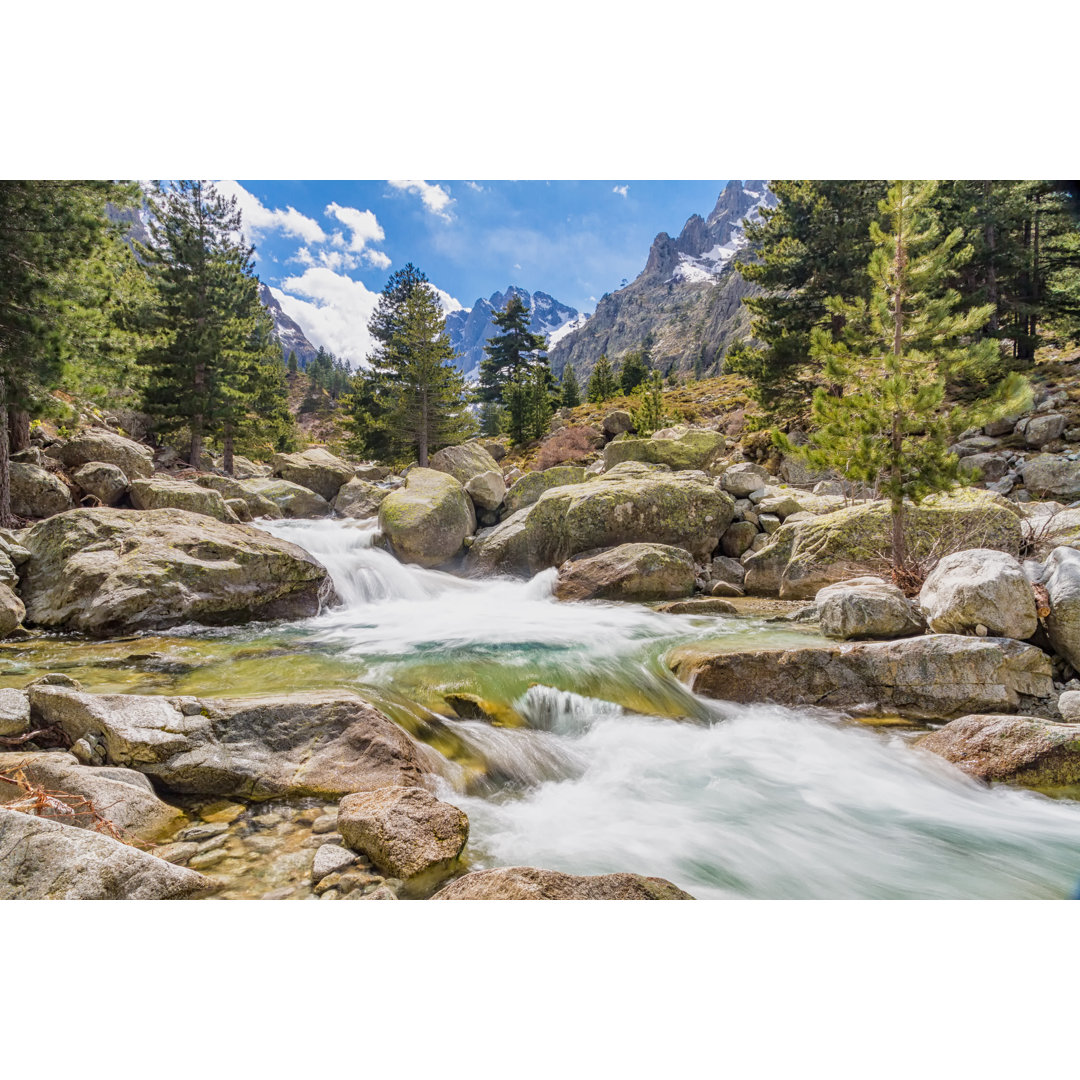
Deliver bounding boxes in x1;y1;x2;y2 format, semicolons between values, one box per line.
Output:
261;284;319;366
446;285;582;379
668;184;773;284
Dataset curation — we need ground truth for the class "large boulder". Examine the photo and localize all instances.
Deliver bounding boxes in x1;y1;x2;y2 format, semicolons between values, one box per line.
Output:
28;687;430;799
432;867;694;900
54;431;154;480
0;688;30;737
271;448;354;501
0;807;213;899
18;508;334;636
378;468;475;568
464;471;506;513
10;462;74;518
917;714;1080;787
0;751;183;841
468;465;734;576
603;426;726;472
919;549;1038;640
554;543;696;602
129;478;239;522
237;478;331;518
71;461;129;506
503;466;587;515
1021;455;1080;500
1032;546;1080;671
816;577;924;641
720;462;771;498
332;478;388;519
0;583;25;638
669;635;1054;720
429;442;502;486
196;475;282;519
744;492;1023;599
602;410;634;437
337;786;469;882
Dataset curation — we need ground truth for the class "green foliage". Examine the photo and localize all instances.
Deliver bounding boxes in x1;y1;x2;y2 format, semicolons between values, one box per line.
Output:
287;350;298;376
586;354;618;402
347;265;474;464
619;350;650;394
730;180;888;415
560;363;581;408
478;294;547;405
137;180;264;468
632;371;668;436
775;181;1032;572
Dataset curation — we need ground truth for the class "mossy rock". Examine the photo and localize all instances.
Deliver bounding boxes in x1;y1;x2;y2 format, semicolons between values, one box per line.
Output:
602;426;726;472
378;468;475;568
745;490;1023;599
503;466;587;515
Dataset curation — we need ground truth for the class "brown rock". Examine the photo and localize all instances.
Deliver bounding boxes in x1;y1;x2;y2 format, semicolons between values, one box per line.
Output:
431;866;694;900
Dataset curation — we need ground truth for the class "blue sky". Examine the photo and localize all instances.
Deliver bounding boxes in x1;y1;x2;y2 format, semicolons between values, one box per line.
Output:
218;180;728;364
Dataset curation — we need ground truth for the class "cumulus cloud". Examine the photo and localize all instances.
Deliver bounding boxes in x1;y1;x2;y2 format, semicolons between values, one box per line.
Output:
388;179;454;220
465;181;485;192
215;180;327;245
273;269;383;365
612;184;629;198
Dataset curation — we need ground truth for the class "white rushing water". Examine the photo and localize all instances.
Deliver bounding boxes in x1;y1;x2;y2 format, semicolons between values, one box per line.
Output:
258;517;1080;900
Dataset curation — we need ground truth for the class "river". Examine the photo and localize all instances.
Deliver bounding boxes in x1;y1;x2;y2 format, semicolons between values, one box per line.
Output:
4;516;1080;899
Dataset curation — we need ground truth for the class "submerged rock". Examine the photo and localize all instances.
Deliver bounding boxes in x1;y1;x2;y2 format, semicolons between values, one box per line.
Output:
468;466;734;575
18;508;333;635
0;807;213;899
919;549;1037;640
28;688;430;800
554;543;696;602
378;468;475;568
669;634;1054;719
431;866;695;900
917;714;1080;787
337;786;469;882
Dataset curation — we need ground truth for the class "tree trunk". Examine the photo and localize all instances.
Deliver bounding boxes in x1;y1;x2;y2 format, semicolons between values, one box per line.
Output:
223;423;234;476
890;185;907;576
418;391;429;468
0;378;13;528
983;180;998;332
9;409;30;453
189;416;203;470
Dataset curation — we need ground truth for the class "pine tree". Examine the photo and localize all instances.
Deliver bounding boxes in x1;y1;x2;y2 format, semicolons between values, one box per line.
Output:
526;364;553;440
0;180;125;524
365;274;474;465
287;350;298;376
560;363;581;408
586;354;617;403
138;180;259;469
775;181;1032;579
729;181;888;415
632;371;668;436
478;294;547;405
619;350;649;395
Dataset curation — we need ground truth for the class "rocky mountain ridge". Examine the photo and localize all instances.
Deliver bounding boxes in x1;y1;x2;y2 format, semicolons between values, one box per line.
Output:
549;180;775;381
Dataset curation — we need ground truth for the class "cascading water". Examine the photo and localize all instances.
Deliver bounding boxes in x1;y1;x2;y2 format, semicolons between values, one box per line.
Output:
246;518;1080;899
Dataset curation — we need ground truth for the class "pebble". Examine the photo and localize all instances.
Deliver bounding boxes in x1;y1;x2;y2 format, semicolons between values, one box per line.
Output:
247;836;280;855
312;844;357;884
178;821;230;842
200;801;247;824
250;812;284;828
260;887;296;900
311;815;338;834
195;833;229;853
188;849;228;871
153;842;199;865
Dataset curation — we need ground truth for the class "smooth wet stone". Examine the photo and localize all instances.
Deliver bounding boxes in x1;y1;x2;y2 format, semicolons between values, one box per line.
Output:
312;843;356;884
178;821;230;842
153;841;199;865
431;867;695;900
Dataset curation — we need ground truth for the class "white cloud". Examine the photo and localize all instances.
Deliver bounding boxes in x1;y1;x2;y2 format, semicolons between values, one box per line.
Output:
274;269;382;364
612;184;629;198
275;269;461;364
465;181;485;192
214;180;327;244
326;202;383;250
388;179;454;220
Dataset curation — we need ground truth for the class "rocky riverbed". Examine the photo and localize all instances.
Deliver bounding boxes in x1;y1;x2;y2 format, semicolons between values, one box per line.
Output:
4;417;1080;899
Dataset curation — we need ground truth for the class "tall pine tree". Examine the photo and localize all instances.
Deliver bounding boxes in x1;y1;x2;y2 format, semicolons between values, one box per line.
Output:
586;354;617;402
560;363;581;407
138;180;259;469
478;294;547;405
775;181;1031;578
